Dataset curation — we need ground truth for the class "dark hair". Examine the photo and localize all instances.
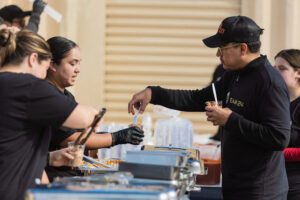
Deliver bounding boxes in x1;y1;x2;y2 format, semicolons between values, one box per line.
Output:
0;29;51;67
275;49;300;70
0;5;31;23
247;41;261;53
47;36;78;65
0;17;4;25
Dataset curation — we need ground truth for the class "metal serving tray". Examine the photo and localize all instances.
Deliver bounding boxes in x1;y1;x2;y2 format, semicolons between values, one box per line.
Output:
119;162;181;180
125;150;189;167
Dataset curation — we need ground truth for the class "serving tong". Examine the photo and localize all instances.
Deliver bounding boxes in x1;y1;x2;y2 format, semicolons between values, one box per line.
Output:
83;155;112;169
74;108;107;145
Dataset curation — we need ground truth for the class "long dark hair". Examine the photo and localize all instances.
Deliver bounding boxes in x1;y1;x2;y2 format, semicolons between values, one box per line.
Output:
47;36;78;65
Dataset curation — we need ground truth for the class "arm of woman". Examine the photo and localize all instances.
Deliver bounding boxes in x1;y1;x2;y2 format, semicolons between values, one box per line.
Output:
62;105;98;128
59;127;144;150
60;132;113;149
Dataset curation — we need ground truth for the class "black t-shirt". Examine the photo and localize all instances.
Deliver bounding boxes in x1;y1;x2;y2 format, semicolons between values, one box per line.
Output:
287;96;300;147
46;88;83;181
285;96;300;198
0;72;77;200
49;88;77;151
150;56;290;200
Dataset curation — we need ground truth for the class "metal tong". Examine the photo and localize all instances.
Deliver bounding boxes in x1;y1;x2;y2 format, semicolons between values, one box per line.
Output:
74;108;107;145
83;155;112;169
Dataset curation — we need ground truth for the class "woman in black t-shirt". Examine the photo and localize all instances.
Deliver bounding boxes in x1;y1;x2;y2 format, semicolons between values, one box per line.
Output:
0;29;98;200
45;36;144;181
274;49;300;200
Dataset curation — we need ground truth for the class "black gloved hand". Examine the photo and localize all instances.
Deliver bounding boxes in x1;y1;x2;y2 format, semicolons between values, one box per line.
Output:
111;126;144;146
27;0;46;32
32;0;47;15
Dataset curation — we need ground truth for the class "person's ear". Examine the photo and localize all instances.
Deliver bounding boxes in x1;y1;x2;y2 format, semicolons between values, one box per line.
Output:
295;69;300;81
240;43;248;56
49;61;57;72
28;53;39;68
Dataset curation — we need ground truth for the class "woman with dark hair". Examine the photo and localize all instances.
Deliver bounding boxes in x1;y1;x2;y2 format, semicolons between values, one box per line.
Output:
45;36;144;180
0;29;98;200
274;49;300;200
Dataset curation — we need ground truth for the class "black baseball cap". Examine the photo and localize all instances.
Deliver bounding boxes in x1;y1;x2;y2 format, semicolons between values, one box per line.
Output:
203;16;264;48
0;5;31;23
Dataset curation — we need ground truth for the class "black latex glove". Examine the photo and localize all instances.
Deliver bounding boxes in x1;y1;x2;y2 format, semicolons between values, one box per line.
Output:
111;126;144;146
27;0;46;32
32;0;47;15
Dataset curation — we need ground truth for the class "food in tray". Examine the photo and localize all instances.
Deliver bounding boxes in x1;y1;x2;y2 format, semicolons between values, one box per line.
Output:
66;183;169;192
81;159;122;169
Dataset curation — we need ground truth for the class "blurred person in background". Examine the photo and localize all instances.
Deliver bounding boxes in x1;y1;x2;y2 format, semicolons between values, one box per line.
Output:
45;36;144;181
0;29;99;200
128;16;291;200
274;49;300;200
0;0;46;32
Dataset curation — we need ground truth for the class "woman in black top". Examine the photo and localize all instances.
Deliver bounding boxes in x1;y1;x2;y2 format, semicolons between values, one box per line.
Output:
45;36;144;181
0;29;98;200
274;49;300;200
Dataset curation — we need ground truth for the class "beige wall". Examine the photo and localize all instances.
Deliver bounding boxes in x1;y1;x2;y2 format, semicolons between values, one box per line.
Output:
241;0;300;60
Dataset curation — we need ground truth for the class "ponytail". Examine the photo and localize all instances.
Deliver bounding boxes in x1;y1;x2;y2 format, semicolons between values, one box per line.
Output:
0;29;51;67
0;29;17;67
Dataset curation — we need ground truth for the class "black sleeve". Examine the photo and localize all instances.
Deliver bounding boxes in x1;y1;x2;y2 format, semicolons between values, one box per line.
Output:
149;74;228;112
149;86;212;112
225;84;291;150
27;80;78;128
26;13;40;33
288;102;300;147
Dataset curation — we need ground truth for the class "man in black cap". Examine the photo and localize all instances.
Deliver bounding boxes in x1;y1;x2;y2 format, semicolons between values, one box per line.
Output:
0;0;46;33
127;16;290;200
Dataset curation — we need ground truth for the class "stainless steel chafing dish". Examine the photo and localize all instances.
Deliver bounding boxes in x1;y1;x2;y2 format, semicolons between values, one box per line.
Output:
118;147;204;197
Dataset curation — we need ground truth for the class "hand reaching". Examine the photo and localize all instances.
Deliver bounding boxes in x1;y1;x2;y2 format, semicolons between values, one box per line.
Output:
111;126;144;146
32;0;47;16
49;147;75;167
128;88;152;115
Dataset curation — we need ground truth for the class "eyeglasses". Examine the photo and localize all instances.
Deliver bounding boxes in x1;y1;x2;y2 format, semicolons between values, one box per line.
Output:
217;43;240;56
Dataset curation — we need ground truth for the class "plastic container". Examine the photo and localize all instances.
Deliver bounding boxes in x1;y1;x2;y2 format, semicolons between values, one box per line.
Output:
153;105;193;148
